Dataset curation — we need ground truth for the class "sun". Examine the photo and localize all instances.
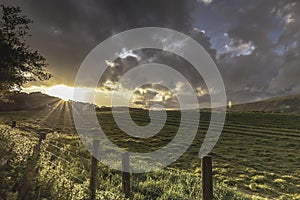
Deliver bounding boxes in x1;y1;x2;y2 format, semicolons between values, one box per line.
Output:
61;97;69;101
23;84;111;106
45;84;74;101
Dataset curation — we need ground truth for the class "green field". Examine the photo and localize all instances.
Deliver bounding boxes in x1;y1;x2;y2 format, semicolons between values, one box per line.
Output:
0;101;299;199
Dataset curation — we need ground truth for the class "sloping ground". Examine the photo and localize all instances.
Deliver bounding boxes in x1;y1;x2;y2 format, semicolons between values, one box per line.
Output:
0;92;60;111
1;108;299;199
228;94;300;114
0;125;261;200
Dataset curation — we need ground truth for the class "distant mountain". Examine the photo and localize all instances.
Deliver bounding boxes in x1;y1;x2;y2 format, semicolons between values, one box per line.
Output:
0;92;60;111
228;94;300;114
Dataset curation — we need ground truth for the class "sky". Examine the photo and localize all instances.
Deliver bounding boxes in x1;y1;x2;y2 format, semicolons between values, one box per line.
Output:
2;0;300;108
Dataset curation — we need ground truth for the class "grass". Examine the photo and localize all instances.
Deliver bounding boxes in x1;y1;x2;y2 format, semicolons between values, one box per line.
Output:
0;103;299;199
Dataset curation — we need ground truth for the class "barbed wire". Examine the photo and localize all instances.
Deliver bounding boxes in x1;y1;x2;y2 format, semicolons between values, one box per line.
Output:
43;140;90;161
46;138;84;149
165;167;200;177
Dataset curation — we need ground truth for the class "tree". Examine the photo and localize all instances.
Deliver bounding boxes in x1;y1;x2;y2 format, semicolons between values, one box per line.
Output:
0;5;52;99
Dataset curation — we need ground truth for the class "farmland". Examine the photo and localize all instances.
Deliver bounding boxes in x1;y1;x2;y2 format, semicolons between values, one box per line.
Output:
0;100;300;199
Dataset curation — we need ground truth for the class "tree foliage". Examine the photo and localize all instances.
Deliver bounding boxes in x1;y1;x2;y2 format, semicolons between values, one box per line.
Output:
0;5;52;98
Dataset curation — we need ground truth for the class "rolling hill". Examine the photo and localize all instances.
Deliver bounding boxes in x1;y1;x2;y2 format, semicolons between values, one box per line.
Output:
228;94;300;114
0;92;60;111
1;92;300;114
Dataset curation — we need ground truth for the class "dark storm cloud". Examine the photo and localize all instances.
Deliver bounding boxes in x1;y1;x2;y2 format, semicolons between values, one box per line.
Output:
211;0;300;103
98;37;215;108
92;27;217;108
269;1;300;94
2;0;300;106
221;0;281;51
93;0;299;107
2;0;196;85
98;29;216;85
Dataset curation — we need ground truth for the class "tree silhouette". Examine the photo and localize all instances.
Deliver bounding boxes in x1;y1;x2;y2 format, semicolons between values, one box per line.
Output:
0;5;52;100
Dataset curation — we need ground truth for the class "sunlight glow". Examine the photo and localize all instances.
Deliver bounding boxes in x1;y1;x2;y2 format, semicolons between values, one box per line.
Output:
23;84;112;106
23;84;96;102
45;85;74;101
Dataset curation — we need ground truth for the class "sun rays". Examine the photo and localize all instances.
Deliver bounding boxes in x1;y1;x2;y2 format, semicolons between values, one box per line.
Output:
38;99;75;133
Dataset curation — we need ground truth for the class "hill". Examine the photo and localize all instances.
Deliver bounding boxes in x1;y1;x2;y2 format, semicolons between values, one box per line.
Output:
228;94;300;114
2;92;300;114
0;92;145;112
0;92;60;111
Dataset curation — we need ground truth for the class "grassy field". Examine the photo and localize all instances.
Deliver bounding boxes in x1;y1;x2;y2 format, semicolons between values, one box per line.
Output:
0;101;299;199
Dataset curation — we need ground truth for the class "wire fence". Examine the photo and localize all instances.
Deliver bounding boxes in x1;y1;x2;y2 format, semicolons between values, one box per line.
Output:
2;107;300;199
5;124;207;199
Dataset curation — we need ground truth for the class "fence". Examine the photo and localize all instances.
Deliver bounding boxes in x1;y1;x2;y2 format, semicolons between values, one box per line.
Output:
10;122;214;200
4;106;300;200
117;151;212;200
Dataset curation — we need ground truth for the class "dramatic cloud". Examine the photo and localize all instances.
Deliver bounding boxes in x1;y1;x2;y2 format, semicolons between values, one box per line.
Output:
2;0;300;107
212;0;300;103
130;84;179;109
269;1;300;94
97;34;216;108
198;0;213;5
2;0;196;86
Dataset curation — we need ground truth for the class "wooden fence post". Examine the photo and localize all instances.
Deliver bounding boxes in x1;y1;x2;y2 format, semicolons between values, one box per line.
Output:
17;132;47;200
11;120;16;128
33;133;47;158
122;152;130;198
90;139;100;200
202;156;213;200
